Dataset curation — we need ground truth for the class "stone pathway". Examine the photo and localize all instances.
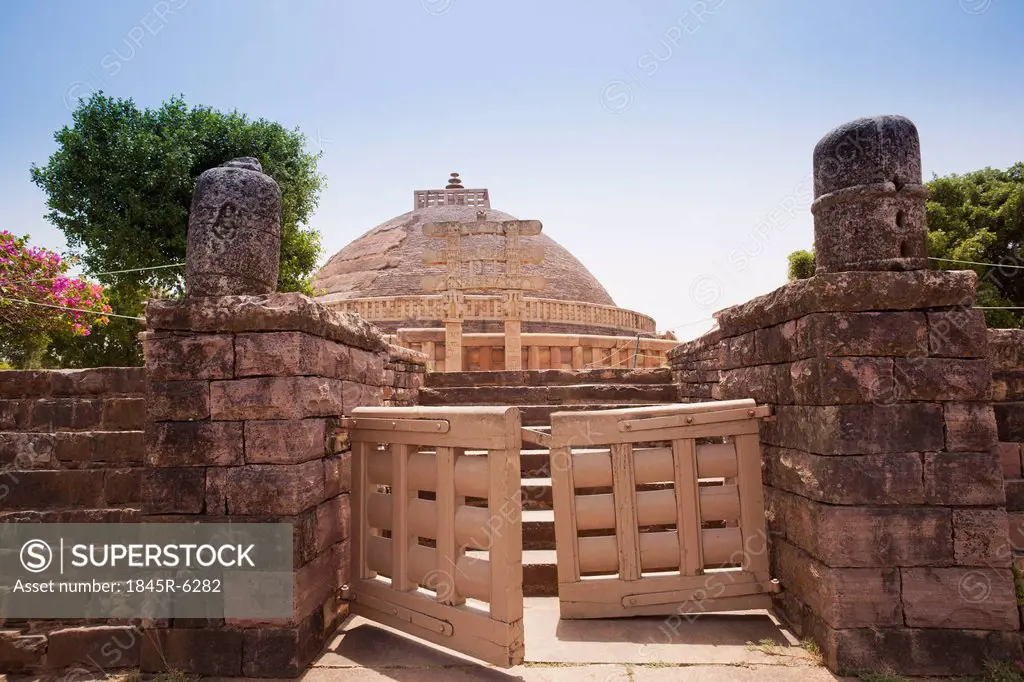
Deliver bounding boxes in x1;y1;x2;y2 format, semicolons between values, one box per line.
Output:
299;599;854;681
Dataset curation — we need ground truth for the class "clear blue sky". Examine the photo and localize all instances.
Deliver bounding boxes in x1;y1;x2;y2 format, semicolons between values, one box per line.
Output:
2;0;1022;339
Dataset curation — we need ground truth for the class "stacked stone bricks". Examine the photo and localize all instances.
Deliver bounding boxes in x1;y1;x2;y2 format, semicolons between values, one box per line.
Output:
134;158;428;677
666;328;722;403
0;368;145;672
141;292;426;677
992;329;1024;550
384;344;427;406
708;116;1017;675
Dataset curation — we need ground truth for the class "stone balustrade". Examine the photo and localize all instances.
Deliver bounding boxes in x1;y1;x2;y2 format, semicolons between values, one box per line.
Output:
391;329;676;372
317;294;658;336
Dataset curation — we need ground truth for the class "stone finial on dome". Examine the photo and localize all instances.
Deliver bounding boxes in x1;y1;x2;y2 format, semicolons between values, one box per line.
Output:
413;173;489;209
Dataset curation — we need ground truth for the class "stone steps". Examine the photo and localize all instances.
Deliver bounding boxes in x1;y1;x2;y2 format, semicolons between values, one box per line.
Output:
523;509;556;550
468;548;559;597
417;367;679;597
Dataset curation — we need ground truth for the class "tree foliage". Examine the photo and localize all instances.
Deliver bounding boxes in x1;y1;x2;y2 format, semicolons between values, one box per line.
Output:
785;162;1024;328
787;249;816;281
0;231;110;368
927;163;1024;328
30;93;326;365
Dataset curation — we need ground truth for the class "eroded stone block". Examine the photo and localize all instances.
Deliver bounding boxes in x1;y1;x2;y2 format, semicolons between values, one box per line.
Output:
902;567;1017;630
244;419;326;464
146;422;243;467
144;333;234;382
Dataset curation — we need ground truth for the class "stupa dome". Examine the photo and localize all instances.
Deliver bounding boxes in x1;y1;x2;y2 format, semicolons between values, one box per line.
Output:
313;205;615;307
312;174;657;338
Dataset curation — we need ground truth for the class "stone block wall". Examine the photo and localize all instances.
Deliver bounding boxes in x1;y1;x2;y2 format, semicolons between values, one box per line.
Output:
710;269;1017;675
991;329;1024;551
139;292;426;678
666;328;721;403
0;368;146;673
384;344;427;406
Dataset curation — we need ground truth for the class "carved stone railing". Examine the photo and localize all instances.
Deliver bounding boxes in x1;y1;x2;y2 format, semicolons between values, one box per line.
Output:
318;295;658;335
388;329;677;372
414;188;491;209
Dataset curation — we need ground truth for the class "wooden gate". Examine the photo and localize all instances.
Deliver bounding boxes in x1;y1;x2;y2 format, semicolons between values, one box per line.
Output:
345;406;524;667
548;399;778;618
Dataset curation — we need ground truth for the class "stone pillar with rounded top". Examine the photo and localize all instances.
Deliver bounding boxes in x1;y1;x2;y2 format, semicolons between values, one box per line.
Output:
185;157;282;297
811;115;929;274
706;115;1018;676
138;157;425;677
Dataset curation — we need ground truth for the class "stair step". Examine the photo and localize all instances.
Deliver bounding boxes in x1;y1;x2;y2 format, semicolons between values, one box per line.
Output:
523;509;555;550
521;477;552;510
467;548;558;597
521;450;552;477
425;368;674;389
419;384;678;407
523;549;558;596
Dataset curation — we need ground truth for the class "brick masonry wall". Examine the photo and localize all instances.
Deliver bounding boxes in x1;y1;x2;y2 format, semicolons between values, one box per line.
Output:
137;292;426;678
0;368;146;672
384;344;427;407
991;329;1024;555
666;329;722;403
708;270;1018;676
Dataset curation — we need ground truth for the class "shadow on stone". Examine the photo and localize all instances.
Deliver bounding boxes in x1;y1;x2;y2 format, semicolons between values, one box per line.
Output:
323;621;521;680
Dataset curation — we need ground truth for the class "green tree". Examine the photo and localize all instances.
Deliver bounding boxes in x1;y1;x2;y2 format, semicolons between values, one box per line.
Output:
787;249;816;281
785;162;1024;328
30;93;325;365
927;163;1024;328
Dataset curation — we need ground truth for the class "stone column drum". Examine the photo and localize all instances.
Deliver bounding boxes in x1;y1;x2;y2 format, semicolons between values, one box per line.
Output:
811;115;929;274
185;157;282;296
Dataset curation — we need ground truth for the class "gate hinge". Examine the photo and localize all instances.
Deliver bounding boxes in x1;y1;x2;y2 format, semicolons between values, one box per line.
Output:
354;590;454;636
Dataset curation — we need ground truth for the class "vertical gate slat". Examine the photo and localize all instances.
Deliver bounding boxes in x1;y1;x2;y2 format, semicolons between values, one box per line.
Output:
436;445;465;605
550;445;580;584
392;443;414;591
610;442;641;581
487;410;523;623
734;434;769;573
671;438;704;576
352;441;375;580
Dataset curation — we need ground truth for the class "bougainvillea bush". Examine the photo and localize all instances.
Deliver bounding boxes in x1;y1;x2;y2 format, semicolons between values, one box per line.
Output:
0;230;110;367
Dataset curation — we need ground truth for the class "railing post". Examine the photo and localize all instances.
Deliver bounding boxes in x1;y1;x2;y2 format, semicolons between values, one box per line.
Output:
444;320;463;372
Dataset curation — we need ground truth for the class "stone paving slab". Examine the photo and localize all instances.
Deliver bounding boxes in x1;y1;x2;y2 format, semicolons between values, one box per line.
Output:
520;598;811;665
305;598;845;681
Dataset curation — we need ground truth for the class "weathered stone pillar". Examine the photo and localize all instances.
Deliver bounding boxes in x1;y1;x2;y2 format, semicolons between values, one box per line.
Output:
185;157;282;296
444;320;463;372
504;292;523;371
812;115;928;274
714;117;1018;676
140;158;396;677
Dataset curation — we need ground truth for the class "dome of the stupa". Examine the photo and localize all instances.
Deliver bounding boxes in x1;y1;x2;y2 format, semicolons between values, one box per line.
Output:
312;173;657;338
312;204;615;307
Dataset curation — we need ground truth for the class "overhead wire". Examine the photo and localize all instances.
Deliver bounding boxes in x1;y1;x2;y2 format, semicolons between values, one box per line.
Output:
0;296;144;321
5;262;185;287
